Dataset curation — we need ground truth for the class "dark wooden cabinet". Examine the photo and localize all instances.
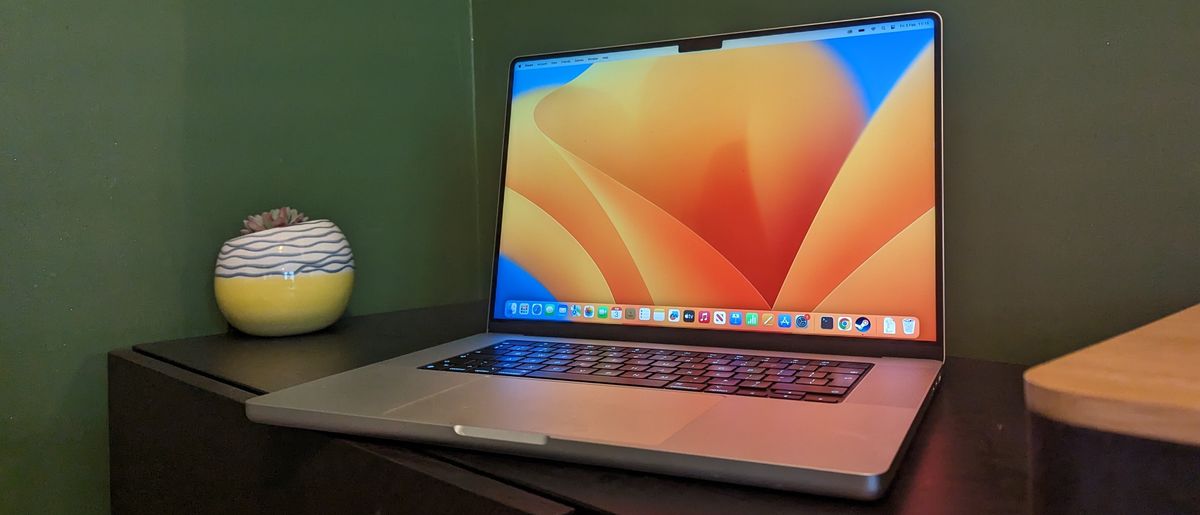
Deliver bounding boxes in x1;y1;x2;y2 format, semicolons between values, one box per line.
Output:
109;350;571;515
110;303;1035;514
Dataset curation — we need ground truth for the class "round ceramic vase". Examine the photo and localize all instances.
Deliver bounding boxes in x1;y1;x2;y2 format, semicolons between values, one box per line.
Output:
214;219;354;336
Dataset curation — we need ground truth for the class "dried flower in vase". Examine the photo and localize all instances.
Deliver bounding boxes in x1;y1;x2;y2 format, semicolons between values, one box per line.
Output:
239;206;310;235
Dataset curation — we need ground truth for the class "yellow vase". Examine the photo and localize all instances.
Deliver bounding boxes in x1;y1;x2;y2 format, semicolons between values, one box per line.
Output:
214;219;354;336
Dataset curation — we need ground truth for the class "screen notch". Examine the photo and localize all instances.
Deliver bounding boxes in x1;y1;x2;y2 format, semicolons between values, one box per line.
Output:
677;36;723;53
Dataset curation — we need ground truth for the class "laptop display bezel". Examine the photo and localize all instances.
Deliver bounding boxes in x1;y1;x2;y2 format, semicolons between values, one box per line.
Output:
485;11;945;362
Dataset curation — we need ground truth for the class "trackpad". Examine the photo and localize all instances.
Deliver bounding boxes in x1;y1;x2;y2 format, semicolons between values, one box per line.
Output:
386;378;721;446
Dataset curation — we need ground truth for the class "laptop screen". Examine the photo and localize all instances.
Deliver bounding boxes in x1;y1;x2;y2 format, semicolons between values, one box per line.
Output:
492;14;939;343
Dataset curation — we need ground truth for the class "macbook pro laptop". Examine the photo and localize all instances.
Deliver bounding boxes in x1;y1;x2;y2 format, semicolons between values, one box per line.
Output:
247;11;944;500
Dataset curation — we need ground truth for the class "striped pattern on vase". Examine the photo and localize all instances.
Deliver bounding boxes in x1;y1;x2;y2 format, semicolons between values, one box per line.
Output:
214;219;354;336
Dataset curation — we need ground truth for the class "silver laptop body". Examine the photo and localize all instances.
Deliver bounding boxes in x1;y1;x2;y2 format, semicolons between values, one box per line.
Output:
247;11;945;500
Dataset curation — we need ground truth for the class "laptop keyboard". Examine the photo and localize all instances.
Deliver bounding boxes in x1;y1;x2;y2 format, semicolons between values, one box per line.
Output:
420;339;872;403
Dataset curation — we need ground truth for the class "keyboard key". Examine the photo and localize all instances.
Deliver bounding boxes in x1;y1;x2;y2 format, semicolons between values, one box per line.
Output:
793;371;828;378
593;369;623;376
813;360;839;367
739;381;774;389
527;370;669;388
678;363;708;370
567;367;595;375
650;373;681;381
764;369;796;377
828;377;857;387
818;366;864;375
599;357;628;364
703;359;730;365
733;373;765;380
543;359;571;366
593;363;623;370
804;395;842;403
515;364;545;371
788;364;819;372
627;359;655;366
496;369;529;376
735;388;768;397
648;367;678;374
840;362;871;369
705;385;738;394
678;369;706;376
541;365;570;373
621;371;652;379
771;384;847;395
768;392;807;401
653;361;681;368
736;367;766;374
703;371;735;378
707;378;741;386
666;382;705;391
707;365;736;372
679;375;709;383
619;365;649;372
575;356;601;362
793;377;829;385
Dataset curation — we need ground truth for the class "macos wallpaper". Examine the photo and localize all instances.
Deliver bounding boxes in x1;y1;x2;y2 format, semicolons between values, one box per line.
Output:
493;24;937;341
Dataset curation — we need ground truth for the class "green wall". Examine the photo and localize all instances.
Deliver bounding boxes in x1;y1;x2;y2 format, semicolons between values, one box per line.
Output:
470;0;1200;365
0;0;478;512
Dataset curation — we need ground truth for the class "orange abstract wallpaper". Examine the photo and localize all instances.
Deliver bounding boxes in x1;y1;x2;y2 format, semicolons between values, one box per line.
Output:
494;24;937;341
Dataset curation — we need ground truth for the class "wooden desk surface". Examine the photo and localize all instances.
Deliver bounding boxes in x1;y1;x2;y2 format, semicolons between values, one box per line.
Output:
135;302;1031;514
1024;304;1200;446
